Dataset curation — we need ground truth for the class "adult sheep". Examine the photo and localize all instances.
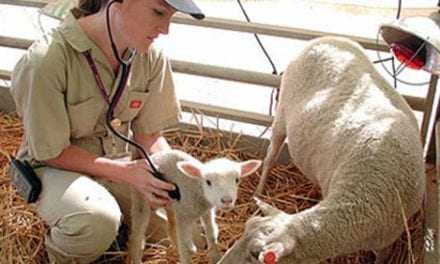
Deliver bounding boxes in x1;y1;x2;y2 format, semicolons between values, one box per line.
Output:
219;36;425;264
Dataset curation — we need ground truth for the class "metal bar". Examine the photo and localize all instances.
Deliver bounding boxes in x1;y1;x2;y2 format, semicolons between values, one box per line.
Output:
422;75;439;155
423;121;440;263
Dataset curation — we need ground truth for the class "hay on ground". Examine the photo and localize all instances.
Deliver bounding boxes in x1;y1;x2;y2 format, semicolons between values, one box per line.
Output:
0;112;424;263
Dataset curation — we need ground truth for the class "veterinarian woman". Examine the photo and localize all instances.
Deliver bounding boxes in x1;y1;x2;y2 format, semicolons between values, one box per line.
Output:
10;0;204;262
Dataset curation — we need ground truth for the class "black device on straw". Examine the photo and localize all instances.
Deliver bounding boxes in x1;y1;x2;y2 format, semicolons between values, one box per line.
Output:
9;156;42;203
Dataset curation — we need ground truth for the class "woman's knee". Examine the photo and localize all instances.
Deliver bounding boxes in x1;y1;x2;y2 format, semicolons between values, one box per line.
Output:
48;205;122;259
37;171;123;259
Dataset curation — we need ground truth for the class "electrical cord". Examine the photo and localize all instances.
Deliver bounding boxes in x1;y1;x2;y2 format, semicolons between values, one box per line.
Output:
396;0;402;19
236;0;279;118
236;0;278;76
236;0;279;129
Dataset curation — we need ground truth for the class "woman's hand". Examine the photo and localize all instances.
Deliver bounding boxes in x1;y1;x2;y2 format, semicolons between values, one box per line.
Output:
124;159;175;208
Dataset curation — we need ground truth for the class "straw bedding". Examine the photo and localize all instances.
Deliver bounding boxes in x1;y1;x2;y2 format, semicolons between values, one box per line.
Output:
0;112;424;263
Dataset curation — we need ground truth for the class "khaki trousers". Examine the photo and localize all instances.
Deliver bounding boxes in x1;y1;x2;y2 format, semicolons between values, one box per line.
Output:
33;166;169;264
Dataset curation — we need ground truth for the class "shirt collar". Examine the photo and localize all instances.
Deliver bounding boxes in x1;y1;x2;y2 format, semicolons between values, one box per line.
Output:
59;11;96;53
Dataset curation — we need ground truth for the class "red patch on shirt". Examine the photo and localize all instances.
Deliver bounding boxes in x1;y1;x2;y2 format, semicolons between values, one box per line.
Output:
130;100;142;109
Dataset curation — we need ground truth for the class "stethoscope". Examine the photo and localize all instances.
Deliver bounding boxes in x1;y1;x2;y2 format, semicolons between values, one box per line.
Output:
103;0;181;201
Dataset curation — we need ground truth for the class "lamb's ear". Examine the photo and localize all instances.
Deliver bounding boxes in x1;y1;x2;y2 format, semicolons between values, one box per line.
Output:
177;161;202;179
239;160;262;178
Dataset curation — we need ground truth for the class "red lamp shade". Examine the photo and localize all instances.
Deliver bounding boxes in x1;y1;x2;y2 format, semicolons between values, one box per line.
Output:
390;42;426;70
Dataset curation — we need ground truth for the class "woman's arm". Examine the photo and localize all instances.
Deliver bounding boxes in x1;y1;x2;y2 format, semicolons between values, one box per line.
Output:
44;136;175;207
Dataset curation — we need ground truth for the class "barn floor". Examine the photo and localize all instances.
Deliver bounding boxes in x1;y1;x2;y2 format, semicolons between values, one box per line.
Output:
0;112;427;263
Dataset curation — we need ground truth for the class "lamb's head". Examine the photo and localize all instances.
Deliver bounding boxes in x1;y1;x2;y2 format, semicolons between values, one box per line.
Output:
177;158;261;211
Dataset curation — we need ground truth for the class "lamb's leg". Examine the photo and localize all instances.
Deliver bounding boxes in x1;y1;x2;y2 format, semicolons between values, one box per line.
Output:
127;190;151;264
175;217;197;264
255;117;287;195
165;207;178;248
201;209;222;263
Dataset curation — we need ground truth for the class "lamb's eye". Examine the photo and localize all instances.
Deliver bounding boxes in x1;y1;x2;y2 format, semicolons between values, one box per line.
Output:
235;178;239;184
206;180;212;186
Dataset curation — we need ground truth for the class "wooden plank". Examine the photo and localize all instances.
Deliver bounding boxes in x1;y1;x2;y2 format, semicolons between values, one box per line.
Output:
405;95;427;113
0;0;389;52
0;85;15;113
0;0;46;8
0;65;427;113
0;35;33;50
176;122;291;164
172;14;389;52
181;100;273;127
0;69;11;81
0;82;273;126
0;35;280;88
177;122;289;162
172;59;280;88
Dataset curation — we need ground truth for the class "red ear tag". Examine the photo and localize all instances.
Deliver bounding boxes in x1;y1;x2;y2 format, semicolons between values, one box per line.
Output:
130;100;142;109
264;251;277;264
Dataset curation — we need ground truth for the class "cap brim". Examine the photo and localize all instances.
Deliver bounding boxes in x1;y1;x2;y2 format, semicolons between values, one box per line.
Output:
164;0;205;20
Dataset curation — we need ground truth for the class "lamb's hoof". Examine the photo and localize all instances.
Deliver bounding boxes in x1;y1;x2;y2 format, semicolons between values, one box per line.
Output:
189;242;197;254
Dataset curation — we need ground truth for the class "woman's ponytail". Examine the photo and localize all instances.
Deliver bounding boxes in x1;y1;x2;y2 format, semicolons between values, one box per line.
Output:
72;0;110;17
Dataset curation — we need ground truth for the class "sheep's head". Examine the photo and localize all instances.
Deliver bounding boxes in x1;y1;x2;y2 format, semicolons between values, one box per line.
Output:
177;158;261;211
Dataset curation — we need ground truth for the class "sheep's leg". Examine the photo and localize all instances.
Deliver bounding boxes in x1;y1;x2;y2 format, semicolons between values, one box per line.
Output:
217;233;250;264
201;209;221;263
255;118;287;195
175;217;197;264
127;190;151;264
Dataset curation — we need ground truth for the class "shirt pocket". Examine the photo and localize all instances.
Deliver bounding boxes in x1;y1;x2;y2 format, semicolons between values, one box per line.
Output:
116;90;149;122
67;97;104;138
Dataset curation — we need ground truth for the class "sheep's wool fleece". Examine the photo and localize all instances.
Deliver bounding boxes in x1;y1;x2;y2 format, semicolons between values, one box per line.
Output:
271;37;425;261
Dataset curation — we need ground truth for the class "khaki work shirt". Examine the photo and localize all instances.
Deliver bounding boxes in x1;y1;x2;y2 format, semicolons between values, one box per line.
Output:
11;12;180;161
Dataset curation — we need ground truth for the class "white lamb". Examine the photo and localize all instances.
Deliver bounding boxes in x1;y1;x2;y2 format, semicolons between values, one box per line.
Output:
127;149;261;264
219;36;426;263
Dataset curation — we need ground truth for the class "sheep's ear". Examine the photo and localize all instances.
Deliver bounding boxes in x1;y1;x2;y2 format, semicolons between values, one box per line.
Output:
239;160;262;178
177;161;202;179
254;197;284;217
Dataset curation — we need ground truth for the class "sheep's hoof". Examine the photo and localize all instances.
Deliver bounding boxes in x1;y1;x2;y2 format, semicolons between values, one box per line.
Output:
374;245;392;264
